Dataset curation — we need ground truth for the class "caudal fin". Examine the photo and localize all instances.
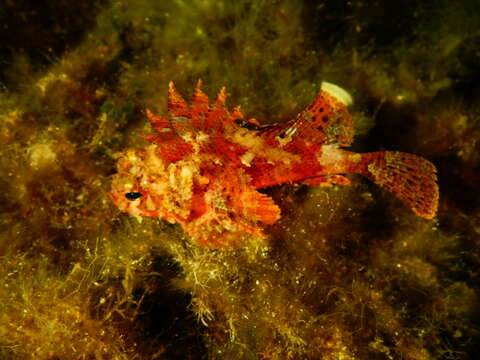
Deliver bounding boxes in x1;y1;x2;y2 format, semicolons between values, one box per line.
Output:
359;151;439;219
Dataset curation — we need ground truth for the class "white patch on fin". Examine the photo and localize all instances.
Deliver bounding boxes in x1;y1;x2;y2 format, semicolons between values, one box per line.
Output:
321;82;353;107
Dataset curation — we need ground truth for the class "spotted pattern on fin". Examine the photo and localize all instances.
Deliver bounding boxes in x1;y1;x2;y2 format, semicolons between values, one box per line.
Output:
258;89;354;149
362;151;439;219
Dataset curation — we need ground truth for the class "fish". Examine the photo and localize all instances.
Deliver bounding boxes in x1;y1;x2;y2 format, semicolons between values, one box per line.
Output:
110;80;439;248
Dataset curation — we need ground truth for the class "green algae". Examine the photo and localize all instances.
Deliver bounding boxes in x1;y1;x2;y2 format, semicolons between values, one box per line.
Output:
0;0;479;359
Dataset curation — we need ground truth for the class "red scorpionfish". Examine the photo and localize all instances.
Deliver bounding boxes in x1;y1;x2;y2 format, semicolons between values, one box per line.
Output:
110;81;439;248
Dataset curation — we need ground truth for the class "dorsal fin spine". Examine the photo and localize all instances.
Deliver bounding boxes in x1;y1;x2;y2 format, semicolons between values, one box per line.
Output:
192;79;210;129
168;81;190;117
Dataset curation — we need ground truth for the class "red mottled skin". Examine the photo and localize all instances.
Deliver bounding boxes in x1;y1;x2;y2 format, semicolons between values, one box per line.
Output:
110;81;439;248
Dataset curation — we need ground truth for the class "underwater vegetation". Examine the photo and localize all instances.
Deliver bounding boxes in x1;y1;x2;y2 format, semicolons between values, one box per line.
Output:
0;0;479;359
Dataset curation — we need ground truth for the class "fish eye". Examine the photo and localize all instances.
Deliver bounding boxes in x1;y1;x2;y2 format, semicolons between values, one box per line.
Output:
125;192;143;200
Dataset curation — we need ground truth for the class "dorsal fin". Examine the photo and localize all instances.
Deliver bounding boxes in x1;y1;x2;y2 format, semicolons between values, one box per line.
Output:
214;86;227;109
320;81;353;107
193;79;209;106
167;81;197;134
168;81;190;118
145;109;176;141
191;79;210;129
204;85;231;130
153;81;246;136
258;82;354;148
301;82;354;146
231;105;245;120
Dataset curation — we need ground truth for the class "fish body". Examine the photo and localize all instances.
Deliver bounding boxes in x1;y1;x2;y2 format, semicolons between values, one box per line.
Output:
110;81;438;248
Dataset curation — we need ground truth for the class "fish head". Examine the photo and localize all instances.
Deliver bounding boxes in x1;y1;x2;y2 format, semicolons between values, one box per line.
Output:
110;144;196;223
110;147;160;218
